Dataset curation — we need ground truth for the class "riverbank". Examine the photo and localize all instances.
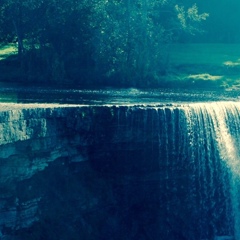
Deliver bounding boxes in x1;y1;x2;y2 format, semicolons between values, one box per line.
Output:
169;44;240;90
1;43;240;90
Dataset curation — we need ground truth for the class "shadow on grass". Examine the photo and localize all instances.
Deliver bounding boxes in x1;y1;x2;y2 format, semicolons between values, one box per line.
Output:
0;54;26;83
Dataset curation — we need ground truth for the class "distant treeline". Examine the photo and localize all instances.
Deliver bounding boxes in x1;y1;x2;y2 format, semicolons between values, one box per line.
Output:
0;0;226;87
181;0;240;43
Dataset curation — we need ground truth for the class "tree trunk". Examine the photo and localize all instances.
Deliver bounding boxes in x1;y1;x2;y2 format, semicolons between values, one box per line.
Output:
12;0;24;62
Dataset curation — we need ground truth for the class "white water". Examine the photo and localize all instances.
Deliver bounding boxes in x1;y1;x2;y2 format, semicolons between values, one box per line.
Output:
114;102;240;238
114;101;240;239
185;102;240;239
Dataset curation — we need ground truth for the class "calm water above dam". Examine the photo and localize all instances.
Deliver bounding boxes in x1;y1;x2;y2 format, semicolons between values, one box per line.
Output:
0;86;239;105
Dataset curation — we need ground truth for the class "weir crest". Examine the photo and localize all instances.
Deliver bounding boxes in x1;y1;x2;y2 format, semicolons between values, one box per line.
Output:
0;101;239;240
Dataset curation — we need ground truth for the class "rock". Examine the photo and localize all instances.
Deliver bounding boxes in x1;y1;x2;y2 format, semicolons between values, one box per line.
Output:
0;102;239;239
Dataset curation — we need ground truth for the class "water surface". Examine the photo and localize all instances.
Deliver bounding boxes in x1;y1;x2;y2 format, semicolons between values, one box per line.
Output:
0;87;239;106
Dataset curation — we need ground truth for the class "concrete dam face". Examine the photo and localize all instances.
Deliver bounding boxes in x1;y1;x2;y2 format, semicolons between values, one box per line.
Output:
0;102;239;240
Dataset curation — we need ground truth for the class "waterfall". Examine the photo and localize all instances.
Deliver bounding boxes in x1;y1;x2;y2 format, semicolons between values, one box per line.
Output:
179;102;240;239
0;101;240;239
114;102;240;239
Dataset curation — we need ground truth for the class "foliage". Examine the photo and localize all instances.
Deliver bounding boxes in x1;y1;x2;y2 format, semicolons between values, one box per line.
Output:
0;0;208;87
175;4;209;34
90;0;208;86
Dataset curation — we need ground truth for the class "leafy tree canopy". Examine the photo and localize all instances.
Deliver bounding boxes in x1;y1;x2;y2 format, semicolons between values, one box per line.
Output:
0;0;208;87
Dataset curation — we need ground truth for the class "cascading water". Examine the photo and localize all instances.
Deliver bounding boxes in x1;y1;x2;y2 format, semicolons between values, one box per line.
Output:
112;102;240;239
183;102;240;240
0;100;240;240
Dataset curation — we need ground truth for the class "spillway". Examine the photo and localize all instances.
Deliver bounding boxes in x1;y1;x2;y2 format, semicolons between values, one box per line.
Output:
0;101;239;240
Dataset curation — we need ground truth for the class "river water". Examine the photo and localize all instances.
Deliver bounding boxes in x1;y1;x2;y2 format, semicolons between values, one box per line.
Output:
0;87;239;105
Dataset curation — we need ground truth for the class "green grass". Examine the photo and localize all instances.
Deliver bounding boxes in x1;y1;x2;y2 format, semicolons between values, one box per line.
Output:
0;44;24;83
169;44;240;90
0;43;240;89
0;44;17;60
170;44;240;65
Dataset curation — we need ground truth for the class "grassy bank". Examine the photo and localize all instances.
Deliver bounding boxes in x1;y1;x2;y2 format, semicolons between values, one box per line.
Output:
0;44;17;60
169;44;240;90
170;44;240;65
0;44;26;83
1;43;240;89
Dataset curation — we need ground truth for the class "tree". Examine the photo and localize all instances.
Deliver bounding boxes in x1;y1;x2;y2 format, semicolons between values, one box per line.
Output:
90;0;208;86
0;0;45;60
0;0;208;86
0;0;95;84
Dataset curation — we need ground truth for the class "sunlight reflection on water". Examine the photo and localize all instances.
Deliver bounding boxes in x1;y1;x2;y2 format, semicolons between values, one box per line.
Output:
0;87;239;105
